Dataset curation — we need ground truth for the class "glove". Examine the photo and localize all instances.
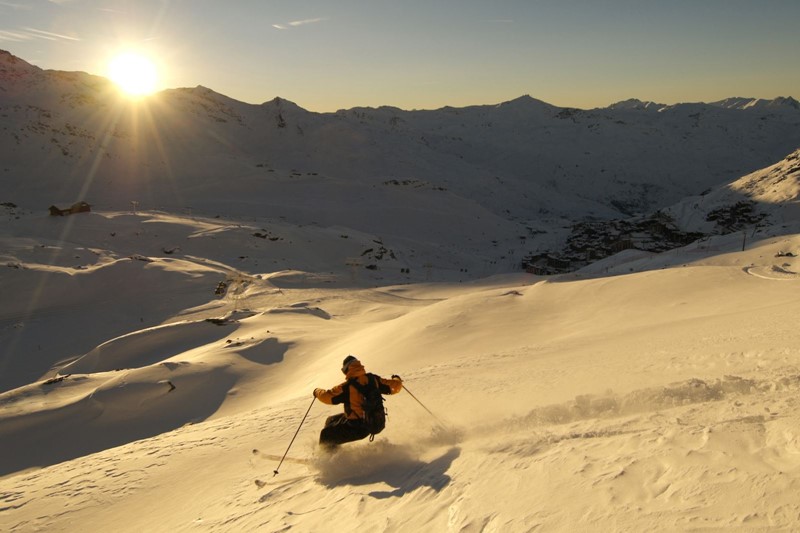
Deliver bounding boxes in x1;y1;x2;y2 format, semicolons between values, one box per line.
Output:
313;388;325;398
391;374;402;382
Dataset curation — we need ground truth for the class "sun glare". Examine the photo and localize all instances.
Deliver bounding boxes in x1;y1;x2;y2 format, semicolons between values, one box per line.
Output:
108;52;158;96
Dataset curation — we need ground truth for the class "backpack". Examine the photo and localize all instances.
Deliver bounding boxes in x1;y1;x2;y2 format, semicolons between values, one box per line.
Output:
348;373;386;440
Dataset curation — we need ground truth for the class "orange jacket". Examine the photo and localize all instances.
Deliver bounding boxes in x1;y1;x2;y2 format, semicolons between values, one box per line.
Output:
315;361;403;420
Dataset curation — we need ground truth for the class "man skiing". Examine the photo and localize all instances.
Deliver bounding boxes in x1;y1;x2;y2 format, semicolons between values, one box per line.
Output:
313;355;403;450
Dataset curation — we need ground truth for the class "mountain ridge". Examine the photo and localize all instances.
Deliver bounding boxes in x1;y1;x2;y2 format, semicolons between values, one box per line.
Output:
2;49;797;114
1;49;799;272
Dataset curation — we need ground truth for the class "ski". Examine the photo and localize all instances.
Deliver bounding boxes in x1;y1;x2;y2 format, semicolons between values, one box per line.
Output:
252;448;313;466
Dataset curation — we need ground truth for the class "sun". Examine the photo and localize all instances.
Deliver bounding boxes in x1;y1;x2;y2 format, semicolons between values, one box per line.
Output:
107;52;158;96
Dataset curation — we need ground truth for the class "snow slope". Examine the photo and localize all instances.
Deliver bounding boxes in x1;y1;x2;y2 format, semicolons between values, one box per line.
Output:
1;153;800;531
1;224;800;531
667;148;800;234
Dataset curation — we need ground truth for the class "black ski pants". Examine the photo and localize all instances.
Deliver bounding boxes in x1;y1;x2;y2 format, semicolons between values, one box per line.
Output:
319;414;369;448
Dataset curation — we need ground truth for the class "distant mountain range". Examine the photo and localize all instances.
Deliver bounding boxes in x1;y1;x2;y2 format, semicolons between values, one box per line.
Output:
609;96;800;112
1;49;799;263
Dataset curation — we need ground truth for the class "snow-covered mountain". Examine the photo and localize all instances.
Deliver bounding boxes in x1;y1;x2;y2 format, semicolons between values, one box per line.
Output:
666;148;800;234
2;49;799;227
3;50;800;532
710;96;800;111
606;98;668;112
523;148;800;273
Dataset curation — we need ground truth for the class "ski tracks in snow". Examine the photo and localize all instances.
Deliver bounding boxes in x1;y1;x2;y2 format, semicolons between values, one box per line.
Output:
745;264;800;280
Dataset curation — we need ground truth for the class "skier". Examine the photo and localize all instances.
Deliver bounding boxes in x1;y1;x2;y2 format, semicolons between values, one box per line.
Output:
313;355;403;450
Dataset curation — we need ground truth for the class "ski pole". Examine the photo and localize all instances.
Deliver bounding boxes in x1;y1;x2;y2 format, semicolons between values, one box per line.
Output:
394;377;448;429
274;396;316;476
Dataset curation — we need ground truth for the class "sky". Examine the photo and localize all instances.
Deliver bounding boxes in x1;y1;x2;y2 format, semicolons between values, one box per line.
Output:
0;0;798;112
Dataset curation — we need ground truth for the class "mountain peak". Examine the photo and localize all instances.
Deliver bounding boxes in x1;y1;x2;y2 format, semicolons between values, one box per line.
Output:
772;96;800;110
496;94;554;109
0;49;38;71
0;49;43;93
261;96;303;110
0;49;20;61
607;98;667;111
710;96;800;111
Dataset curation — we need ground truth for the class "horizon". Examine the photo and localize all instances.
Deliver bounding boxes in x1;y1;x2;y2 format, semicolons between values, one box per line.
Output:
0;1;798;112
2;48;797;114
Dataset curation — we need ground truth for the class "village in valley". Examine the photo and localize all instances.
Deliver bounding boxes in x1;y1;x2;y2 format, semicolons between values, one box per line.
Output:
522;200;766;275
